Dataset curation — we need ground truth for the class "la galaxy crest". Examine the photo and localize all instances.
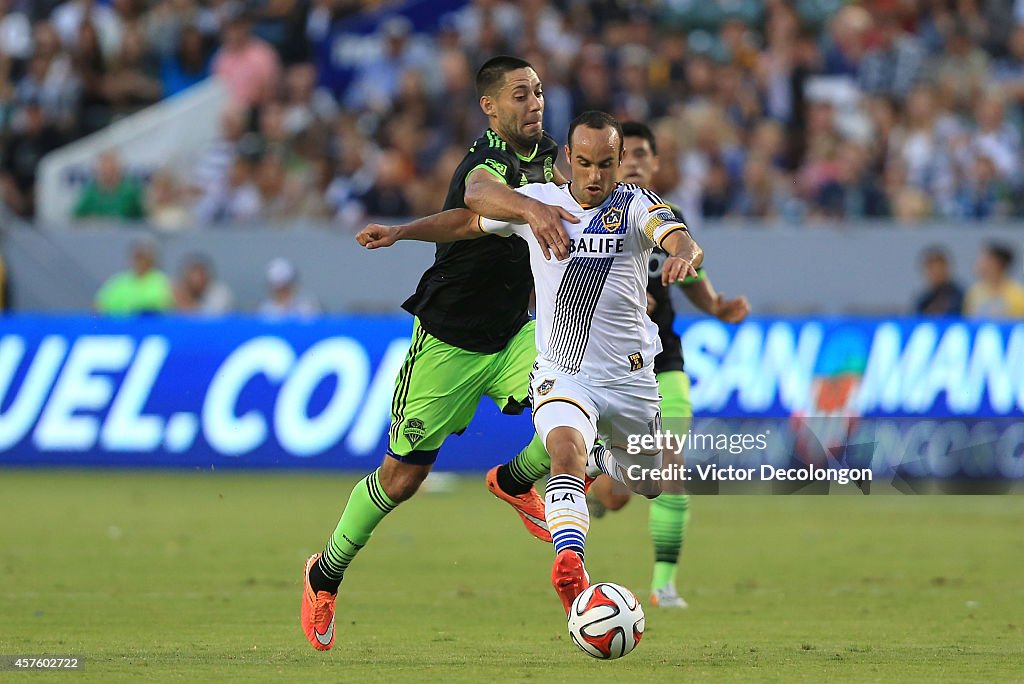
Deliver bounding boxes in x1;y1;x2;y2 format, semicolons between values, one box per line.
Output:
601;206;623;232
537;378;556;396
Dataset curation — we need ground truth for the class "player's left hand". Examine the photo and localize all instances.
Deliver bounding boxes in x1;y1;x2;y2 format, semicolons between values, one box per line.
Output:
356;223;400;249
661;256;698;286
713;294;751;323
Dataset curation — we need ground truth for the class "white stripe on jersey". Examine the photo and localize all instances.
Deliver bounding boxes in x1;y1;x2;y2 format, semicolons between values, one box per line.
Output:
482;182;685;384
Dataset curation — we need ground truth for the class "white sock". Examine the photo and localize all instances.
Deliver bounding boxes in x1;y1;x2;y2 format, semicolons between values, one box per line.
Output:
546;474;589;557
585;443;607;479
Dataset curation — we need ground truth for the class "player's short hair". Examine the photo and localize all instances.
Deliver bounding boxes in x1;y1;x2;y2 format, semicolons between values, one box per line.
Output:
568;111;624;154
621;121;657;156
984;242;1015;271
476;56;534;97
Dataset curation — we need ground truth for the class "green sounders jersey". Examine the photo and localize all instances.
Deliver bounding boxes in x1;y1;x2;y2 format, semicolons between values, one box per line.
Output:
402;130;559;354
95;270;173;315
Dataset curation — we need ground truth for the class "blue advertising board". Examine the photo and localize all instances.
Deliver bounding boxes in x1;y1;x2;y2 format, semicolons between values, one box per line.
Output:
314;0;469;98
1;315;1022;472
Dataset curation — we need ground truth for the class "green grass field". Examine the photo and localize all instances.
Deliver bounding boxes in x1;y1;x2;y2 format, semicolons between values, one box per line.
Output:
2;470;1022;682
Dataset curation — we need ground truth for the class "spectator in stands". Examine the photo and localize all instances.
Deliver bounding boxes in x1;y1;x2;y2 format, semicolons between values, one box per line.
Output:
913;247;964;316
964;242;1024;319
73;149;145;221
256;153;297;222
700;156;733;219
52;0;120;56
143;0;201;59
190;106;247;199
211;8;281;108
730;154;790;220
964;91;1020;183
94;239;173;315
343;16;428;113
173;253;233;314
993;23;1024;109
72;19;112;135
104;23;163;118
159;23;210;98
249;0;308;65
755;1;800;125
821;4;872;79
353;148;412;218
258;257;318;318
15;53;77;130
936;21;990;114
859;8;927;99
571;44;615;115
1;99;65;217
292;154;337;220
193;155;261;225
891;84;956;217
146;168;189;231
813;142;888;220
281;62;337;157
955;155;1011;220
891;186;933;223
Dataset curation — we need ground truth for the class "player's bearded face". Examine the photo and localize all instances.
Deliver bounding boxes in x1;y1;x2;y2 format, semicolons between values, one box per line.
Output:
494;69;545;148
567;126;622;206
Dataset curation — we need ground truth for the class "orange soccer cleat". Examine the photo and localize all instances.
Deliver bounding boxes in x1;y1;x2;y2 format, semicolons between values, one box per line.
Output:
485;466;552;543
300;553;337;651
551;549;591;614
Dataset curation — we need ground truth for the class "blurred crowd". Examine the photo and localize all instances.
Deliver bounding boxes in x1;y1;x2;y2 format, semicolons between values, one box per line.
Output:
93;239;321;316
84;236;1023;318
3;0;1024;228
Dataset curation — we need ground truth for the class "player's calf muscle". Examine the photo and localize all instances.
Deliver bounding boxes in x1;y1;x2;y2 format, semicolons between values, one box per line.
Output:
379;457;431;502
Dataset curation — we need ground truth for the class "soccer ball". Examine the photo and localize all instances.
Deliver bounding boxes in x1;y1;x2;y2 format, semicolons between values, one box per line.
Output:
567;582;645;659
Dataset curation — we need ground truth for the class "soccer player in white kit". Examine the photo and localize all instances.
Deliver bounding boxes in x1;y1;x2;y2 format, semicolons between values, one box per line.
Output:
357;111;704;614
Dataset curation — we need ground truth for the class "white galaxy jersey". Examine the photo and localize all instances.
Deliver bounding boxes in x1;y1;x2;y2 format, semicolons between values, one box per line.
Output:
481;182;687;384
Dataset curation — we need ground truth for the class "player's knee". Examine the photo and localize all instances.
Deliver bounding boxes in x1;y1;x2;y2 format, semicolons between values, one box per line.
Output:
546;427;587;475
379;458;430;502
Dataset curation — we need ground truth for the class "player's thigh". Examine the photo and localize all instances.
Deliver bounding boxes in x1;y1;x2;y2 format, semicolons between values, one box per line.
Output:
598;376;664;495
388;321;489;464
531;370;599;461
484;320;536;414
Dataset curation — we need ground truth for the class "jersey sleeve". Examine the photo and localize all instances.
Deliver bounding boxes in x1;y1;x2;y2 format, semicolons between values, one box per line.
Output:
631;188;688;250
463;131;521;187
478;185;536;238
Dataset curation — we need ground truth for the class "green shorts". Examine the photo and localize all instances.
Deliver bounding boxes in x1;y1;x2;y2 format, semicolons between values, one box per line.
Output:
388;317;537;465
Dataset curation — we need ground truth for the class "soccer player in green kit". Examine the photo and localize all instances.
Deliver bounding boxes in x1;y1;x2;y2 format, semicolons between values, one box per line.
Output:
300;56;577;651
487;121;750;609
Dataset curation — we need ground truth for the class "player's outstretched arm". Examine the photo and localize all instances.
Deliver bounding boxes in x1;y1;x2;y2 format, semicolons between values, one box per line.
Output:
660;230;704;287
681;273;751;323
356;209;483;249
464;168;576;260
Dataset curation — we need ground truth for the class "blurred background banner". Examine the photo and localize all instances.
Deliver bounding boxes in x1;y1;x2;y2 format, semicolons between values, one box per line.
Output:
1;315;1021;471
314;0;470;99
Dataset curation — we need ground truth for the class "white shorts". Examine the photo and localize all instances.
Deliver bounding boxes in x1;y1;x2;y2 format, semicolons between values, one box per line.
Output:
530;361;663;490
